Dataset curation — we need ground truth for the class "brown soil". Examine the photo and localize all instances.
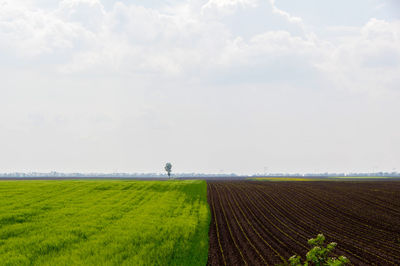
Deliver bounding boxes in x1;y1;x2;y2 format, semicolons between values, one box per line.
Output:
207;181;400;265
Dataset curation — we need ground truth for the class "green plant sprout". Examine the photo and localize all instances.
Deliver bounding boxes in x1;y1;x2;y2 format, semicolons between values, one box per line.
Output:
288;234;349;266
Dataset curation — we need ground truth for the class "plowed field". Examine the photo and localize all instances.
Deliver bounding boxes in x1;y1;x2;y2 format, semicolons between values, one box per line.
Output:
207;181;400;265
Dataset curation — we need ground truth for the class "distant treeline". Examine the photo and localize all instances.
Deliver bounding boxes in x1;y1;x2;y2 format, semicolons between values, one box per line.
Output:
251;172;400;177
0;171;399;178
0;172;238;178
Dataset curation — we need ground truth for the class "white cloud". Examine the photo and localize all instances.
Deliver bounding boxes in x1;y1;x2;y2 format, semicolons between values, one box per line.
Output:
269;0;303;25
1;1;399;90
57;0;106;31
0;1;95;57
318;18;400;94
201;0;258;16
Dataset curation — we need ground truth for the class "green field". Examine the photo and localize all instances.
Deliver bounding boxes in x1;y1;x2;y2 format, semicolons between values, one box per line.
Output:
328;176;398;179
248;176;400;181
0;180;210;265
248;177;317;181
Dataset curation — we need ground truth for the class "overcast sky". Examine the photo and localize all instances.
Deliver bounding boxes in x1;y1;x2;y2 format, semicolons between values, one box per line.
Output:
1;0;399;174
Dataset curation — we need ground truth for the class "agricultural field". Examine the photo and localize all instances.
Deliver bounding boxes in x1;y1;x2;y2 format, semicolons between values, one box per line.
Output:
0;180;210;265
248;177;319;181
248;176;400;181
207;181;400;265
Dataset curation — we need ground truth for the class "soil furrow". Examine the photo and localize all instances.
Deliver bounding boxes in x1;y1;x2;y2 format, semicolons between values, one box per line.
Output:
207;181;400;266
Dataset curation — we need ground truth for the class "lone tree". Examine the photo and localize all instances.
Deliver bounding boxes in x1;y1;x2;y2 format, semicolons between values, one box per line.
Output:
164;162;172;178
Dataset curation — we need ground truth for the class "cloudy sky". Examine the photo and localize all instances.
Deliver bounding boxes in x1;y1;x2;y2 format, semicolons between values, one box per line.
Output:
1;0;399;174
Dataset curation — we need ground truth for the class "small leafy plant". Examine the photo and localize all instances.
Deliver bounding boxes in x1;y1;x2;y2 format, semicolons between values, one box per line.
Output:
288;234;349;266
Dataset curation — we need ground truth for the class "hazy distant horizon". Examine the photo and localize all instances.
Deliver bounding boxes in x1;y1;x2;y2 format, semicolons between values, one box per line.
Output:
1;170;399;178
1;0;399;174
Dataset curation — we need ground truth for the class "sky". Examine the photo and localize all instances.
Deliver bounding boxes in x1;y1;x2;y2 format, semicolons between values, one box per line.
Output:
1;0;399;174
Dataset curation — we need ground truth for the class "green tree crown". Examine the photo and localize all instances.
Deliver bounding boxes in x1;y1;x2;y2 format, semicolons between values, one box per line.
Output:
165;163;172;178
